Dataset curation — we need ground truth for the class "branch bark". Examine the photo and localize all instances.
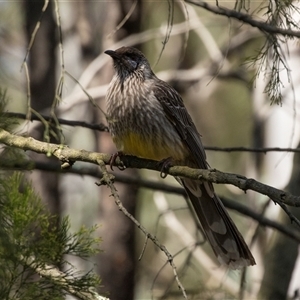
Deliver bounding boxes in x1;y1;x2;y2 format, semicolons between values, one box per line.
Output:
1;128;300;208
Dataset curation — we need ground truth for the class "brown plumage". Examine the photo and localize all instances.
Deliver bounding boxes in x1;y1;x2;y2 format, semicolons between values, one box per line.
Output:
105;46;255;269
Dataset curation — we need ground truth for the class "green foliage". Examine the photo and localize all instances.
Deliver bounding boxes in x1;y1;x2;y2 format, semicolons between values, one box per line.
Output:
0;172;101;300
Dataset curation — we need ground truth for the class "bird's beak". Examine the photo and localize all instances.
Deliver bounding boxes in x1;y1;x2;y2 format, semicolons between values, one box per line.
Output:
104;50;120;60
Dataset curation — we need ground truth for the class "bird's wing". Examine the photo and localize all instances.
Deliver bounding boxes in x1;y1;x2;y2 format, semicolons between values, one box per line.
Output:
153;79;208;170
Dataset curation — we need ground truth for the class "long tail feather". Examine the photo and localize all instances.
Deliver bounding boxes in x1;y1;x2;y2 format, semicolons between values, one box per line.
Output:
182;178;256;269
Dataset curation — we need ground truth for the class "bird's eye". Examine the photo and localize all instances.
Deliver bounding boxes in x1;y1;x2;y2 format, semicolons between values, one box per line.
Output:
126;56;138;70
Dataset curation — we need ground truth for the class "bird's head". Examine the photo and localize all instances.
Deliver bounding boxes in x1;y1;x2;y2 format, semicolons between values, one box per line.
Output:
105;47;154;80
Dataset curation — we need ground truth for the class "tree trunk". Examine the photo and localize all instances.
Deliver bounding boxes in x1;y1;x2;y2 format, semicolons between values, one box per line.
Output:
258;149;300;299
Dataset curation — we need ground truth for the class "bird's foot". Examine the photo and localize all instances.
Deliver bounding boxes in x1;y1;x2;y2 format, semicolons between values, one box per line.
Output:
158;157;174;178
109;151;126;171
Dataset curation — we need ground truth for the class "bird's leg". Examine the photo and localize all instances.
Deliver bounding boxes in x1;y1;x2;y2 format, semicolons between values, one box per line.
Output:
109;151;126;171
158;157;174;178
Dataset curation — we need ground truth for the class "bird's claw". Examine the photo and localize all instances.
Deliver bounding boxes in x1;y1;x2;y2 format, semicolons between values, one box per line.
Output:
159;157;174;178
109;151;126;171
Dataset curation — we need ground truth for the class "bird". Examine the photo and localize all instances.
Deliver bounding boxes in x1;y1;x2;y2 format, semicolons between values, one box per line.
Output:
105;46;255;269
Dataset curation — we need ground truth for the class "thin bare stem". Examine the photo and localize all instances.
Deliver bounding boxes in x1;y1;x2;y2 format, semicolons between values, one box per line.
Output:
107;0;138;38
97;159;188;299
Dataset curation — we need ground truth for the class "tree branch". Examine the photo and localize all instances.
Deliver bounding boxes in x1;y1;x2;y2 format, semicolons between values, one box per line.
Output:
205;146;300;153
185;0;300;38
221;197;300;242
1;128;300;209
4;112;108;132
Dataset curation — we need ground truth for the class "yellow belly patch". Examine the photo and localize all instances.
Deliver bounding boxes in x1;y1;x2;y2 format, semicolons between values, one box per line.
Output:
114;132;184;161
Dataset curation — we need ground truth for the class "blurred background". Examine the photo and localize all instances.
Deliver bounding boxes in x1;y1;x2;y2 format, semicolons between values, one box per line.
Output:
1;1;300;299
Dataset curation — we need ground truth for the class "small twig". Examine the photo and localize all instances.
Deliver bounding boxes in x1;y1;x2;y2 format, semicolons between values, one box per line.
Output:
4;112;108;132
276;201;300;228
205;146;300;153
22;0;50;68
97;159;188;299
154;0;175;66
65;71;106;116
53;0;65;109
51;0;66;145
150;246;193;300
23;63;31;120
21;0;50;119
138;235;149;261
29;108;51;143
177;0;190;61
107;0;138;38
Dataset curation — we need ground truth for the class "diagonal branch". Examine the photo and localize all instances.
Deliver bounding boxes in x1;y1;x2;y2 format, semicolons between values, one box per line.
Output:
185;0;300;38
96;159;188;299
